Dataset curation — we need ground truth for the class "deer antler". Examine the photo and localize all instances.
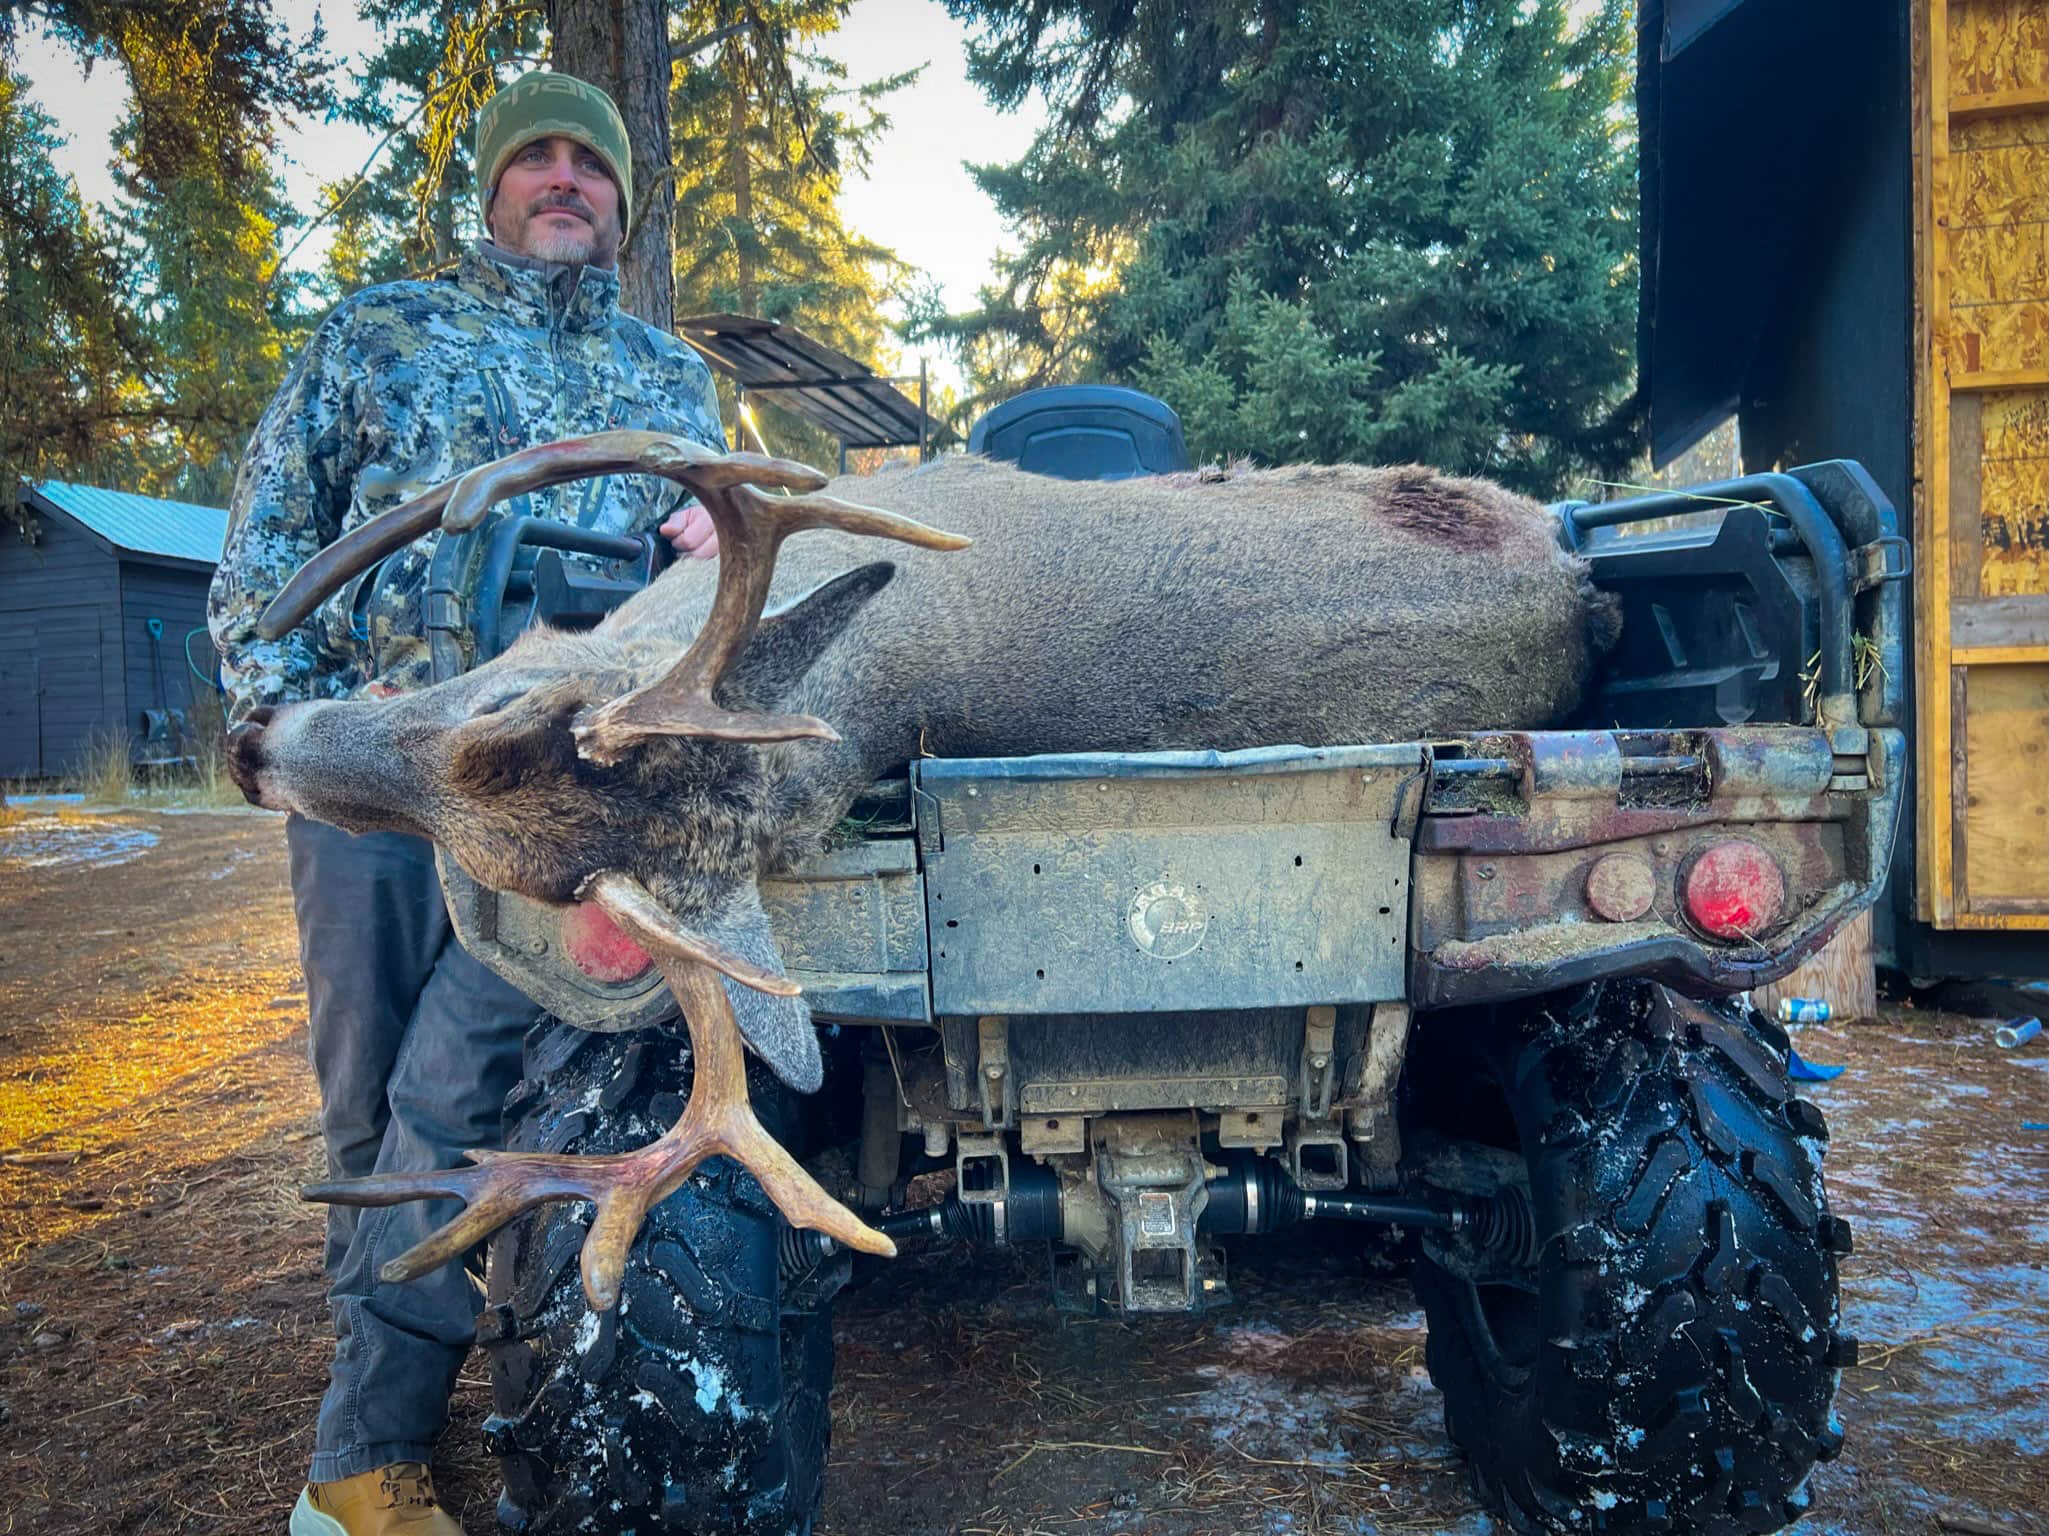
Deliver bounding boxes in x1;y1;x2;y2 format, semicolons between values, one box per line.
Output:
302;871;894;1311
256;431;832;642
259;429;970;754
572;481;971;763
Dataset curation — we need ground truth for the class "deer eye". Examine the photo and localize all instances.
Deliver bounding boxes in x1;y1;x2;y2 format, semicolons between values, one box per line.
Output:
470;692;523;719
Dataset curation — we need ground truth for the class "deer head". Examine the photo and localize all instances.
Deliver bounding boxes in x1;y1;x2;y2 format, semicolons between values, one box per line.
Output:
236;430;969;1307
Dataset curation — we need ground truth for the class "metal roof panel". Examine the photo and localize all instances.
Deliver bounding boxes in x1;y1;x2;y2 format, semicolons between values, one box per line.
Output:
32;481;229;565
676;315;942;451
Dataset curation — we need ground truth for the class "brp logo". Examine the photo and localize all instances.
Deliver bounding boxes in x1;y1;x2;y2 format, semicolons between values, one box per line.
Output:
1127;881;1208;960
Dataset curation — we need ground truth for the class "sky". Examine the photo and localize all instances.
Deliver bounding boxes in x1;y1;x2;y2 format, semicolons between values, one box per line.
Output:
14;0;1046;376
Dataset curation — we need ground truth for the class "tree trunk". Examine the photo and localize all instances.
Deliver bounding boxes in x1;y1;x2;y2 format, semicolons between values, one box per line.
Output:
551;0;675;328
729;59;756;314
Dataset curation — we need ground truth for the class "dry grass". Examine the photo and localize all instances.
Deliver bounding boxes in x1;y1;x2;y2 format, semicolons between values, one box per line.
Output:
70;729;135;805
175;688;245;809
184;735;242;807
28;694;244;811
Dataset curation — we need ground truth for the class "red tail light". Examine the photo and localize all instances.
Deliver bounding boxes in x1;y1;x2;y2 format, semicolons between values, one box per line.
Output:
1682;840;1786;940
561;901;655;982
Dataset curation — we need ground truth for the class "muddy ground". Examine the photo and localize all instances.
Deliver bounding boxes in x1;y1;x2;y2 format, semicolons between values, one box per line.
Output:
0;808;2042;1536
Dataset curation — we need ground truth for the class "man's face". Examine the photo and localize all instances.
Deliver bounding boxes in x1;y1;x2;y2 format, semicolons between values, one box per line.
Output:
489;135;623;269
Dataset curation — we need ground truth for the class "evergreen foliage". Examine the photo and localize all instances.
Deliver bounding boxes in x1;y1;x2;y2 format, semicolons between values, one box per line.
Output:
0;76;136;520
0;0;327;525
1;0;907;521
113;146;312;503
924;0;1639;493
669;1;913;464
323;0;543;292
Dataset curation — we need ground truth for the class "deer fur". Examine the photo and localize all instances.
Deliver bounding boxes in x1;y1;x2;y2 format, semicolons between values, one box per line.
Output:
233;455;1619;1088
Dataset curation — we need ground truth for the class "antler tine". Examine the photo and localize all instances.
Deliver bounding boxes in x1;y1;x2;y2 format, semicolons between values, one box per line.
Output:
573;483;971;763
302;900;894;1310
257;430;830;642
579;869;798;996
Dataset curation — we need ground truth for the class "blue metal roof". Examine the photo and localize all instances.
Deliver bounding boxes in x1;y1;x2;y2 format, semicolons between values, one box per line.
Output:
32;481;229;565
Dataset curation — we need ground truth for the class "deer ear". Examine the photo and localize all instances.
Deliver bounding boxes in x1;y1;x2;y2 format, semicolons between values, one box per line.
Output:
722;562;895;709
698;887;822;1092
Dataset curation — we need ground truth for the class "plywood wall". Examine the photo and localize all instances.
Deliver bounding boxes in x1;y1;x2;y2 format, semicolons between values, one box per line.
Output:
1917;0;2049;930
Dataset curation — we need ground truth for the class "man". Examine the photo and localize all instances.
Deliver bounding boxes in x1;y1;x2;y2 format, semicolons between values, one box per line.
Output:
209;71;720;1536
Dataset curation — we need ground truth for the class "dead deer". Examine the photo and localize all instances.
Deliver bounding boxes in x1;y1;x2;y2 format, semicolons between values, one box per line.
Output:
229;430;1618;1310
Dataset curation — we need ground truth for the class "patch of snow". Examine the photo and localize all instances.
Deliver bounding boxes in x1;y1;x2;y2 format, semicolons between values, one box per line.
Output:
686;1357;740;1418
206;847;263;879
0;816;159;870
1843;1262;2049;1452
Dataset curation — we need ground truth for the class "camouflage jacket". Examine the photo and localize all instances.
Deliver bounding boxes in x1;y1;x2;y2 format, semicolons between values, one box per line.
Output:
208;242;724;723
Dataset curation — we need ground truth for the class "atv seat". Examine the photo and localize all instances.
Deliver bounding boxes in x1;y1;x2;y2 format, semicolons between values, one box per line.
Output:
967;385;1191;481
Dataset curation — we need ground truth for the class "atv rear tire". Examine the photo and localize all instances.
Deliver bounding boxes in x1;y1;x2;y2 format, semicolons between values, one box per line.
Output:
1407;979;1853;1535
479;1022;840;1535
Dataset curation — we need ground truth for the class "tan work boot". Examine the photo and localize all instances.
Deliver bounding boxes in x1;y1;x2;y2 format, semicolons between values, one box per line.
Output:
289;1462;461;1534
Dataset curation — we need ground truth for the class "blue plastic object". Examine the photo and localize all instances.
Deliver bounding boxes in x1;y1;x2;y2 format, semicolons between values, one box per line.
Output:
966;385;1191;481
1787;1048;1845;1082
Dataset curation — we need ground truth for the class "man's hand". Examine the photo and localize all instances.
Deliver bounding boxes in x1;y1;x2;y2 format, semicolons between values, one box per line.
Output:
660;499;719;560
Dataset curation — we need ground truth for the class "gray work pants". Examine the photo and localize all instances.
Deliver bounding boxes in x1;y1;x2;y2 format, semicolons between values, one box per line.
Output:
286;815;541;1483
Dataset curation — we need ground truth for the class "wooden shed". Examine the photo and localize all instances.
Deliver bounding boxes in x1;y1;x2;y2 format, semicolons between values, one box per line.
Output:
0;483;227;780
1638;0;2046;978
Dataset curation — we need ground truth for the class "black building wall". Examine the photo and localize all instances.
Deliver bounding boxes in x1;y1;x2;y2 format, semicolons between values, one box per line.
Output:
117;561;215;732
1737;13;1914;524
0;512;126;780
1730;12;1921;968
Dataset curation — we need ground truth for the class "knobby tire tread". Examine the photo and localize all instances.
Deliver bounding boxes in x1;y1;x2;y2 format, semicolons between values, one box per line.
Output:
481;1021;833;1535
1412;980;1849;1536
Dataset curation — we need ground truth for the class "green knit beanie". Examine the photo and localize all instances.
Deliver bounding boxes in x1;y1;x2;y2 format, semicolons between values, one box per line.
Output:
476;70;633;238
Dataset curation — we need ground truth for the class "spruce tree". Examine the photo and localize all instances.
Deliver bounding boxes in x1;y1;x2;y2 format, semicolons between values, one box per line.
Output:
928;0;1638;493
669;1;913;463
0;77;136;524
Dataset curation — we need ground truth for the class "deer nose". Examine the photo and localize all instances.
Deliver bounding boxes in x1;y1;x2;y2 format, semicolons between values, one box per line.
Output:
226;716;271;804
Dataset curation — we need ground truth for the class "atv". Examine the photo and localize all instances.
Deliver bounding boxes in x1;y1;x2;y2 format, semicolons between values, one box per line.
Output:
427;388;1906;1535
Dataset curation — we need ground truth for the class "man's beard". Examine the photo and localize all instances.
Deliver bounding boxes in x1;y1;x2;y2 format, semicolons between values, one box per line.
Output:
519;198;609;265
526;222;597;264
